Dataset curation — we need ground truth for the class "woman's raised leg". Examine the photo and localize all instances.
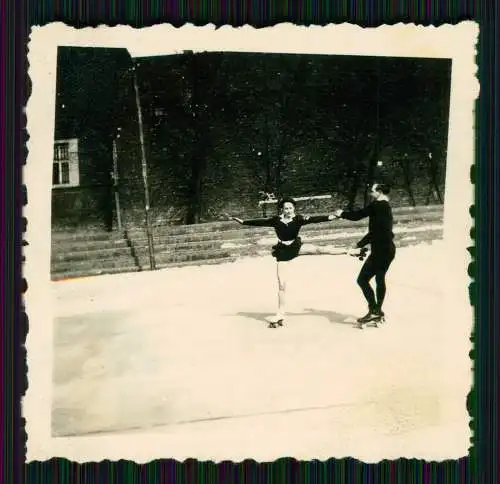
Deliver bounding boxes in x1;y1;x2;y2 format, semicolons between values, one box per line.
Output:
300;243;348;256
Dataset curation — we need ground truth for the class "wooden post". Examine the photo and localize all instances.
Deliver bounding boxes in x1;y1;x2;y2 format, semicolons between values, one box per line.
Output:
112;139;123;231
132;62;156;270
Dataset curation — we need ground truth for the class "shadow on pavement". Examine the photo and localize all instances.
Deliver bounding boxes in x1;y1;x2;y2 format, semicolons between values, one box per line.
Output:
234;309;357;326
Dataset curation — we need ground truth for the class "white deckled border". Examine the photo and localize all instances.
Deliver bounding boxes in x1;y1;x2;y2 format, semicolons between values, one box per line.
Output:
24;21;478;463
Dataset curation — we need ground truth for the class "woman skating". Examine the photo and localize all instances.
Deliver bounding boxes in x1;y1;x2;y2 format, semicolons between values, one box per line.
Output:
230;197;363;327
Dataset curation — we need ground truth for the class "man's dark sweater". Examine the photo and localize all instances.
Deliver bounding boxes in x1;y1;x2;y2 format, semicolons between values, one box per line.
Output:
341;200;394;251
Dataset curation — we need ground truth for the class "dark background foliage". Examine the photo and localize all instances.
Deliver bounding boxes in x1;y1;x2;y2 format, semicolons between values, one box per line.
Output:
54;48;451;226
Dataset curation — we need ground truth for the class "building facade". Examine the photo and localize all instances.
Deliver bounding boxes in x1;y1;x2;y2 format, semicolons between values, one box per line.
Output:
52;46;134;231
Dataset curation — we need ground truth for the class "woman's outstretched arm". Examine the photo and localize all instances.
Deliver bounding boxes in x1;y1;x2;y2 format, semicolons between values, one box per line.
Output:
300;214;336;225
228;215;277;227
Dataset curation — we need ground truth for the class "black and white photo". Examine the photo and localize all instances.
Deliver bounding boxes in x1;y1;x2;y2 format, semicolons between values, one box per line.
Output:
24;22;477;463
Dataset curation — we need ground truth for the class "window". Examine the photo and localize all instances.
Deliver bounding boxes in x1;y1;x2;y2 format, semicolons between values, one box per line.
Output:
52;161;70;185
54;143;69;161
53;139;79;187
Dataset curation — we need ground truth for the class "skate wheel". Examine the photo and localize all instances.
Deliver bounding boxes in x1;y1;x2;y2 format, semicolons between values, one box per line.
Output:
276;319;284;327
268;322;277;329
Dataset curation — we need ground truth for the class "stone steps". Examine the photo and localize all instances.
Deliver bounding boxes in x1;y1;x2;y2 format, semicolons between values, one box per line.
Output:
51;213;442;258
51;245;134;262
50;205;444;281
51;227;442;279
51;254;142;274
127;211;444;246
51;231;123;243
50;205;443;243
51;238;131;253
52;231;442;281
134;225;442;258
124;205;443;237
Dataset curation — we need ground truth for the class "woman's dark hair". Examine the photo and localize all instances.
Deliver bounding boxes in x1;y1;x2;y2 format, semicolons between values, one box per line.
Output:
278;197;297;209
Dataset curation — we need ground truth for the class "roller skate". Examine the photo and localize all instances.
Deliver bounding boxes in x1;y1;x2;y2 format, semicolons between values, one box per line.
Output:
376;310;386;325
268;315;285;329
356;308;383;329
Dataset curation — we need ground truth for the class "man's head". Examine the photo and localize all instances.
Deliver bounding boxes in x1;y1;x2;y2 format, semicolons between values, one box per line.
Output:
370;183;391;200
278;197;297;218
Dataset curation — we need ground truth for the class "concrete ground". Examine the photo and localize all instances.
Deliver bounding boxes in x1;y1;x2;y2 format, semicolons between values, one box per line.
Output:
50;240;471;461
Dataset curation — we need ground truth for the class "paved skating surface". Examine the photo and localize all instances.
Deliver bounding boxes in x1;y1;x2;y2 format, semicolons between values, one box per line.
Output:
51;240;471;461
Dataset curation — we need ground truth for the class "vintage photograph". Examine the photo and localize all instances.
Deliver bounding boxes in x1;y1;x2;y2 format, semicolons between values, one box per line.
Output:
24;23;476;462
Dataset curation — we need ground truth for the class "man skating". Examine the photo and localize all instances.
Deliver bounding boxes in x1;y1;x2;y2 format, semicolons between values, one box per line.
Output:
335;183;396;325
